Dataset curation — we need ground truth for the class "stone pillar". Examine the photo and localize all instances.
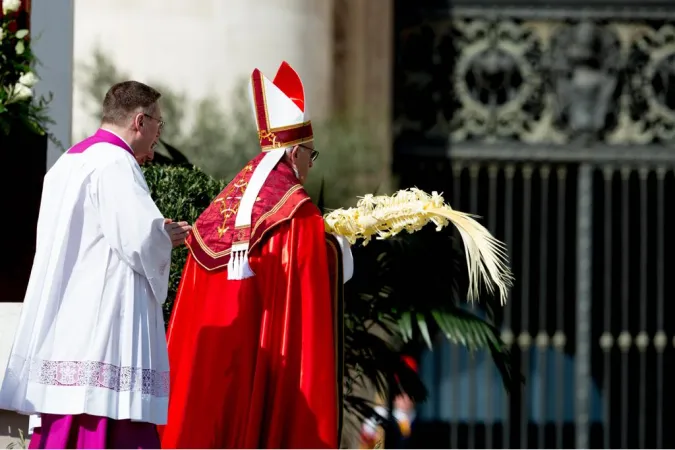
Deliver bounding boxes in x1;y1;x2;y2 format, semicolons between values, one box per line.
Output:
331;3;395;445
332;0;394;190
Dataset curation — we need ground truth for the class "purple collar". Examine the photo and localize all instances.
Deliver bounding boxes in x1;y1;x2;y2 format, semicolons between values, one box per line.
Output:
67;128;135;156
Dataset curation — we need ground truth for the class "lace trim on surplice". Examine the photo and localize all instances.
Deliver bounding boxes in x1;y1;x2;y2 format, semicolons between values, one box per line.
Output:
7;356;169;398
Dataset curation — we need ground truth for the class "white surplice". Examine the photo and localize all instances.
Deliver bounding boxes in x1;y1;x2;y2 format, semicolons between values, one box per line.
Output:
0;139;173;425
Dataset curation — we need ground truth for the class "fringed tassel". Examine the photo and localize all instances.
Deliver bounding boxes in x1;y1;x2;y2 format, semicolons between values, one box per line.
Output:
239;250;255;279
228;250;240;277
227;248;256;280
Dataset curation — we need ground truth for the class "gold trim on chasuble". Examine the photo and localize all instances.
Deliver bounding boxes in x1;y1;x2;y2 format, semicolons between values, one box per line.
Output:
187;184;310;272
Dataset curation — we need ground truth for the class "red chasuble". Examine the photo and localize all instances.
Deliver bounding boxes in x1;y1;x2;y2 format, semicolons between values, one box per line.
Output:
158;155;344;449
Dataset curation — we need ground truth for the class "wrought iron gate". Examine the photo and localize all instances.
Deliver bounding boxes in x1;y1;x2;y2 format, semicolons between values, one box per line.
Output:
393;0;675;448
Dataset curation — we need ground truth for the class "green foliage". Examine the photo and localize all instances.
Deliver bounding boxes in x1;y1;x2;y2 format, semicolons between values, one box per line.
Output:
0;6;53;139
142;164;225;319
342;228;521;420
307;116;385;210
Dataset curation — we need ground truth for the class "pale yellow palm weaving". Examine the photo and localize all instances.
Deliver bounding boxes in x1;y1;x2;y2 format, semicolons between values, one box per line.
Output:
323;188;514;304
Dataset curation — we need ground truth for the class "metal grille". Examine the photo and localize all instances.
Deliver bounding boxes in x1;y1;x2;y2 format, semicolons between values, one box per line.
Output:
401;156;675;448
392;0;675;446
406;159;579;448
590;165;675;449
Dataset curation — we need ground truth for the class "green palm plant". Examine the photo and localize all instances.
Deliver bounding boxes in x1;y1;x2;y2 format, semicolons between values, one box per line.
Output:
0;0;54;140
341;231;520;415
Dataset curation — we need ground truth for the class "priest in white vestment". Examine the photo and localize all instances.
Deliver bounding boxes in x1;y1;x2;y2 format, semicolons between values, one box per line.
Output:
0;81;191;449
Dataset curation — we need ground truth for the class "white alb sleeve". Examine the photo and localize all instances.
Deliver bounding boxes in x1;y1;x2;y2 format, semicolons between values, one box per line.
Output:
331;233;354;283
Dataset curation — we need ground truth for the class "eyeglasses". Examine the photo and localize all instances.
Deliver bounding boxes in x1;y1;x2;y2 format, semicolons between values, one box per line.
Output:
144;113;165;131
298;144;319;161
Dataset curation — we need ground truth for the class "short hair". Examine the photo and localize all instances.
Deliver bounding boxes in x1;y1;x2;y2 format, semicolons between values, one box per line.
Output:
101;81;161;126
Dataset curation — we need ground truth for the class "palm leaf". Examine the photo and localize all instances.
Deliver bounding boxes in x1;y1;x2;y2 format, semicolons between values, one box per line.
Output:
416;312;432;348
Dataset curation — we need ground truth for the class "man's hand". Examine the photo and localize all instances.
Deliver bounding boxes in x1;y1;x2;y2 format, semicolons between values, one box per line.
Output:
164;218;192;248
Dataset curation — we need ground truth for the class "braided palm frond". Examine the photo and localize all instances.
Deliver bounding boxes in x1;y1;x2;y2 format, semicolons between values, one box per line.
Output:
324;188;514;304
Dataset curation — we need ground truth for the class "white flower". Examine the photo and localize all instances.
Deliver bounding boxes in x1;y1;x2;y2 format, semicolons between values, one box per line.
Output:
7;83;32;104
2;0;21;14
19;71;38;88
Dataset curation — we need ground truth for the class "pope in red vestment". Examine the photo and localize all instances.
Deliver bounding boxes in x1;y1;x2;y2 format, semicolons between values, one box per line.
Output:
158;62;352;449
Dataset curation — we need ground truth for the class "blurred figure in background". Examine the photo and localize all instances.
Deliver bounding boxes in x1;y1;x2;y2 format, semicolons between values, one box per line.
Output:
360;355;420;449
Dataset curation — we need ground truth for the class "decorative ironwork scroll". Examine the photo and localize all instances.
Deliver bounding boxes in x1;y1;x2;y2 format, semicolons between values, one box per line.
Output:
394;18;675;146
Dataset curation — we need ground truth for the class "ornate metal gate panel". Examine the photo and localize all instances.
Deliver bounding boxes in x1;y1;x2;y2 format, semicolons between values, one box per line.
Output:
393;1;675;448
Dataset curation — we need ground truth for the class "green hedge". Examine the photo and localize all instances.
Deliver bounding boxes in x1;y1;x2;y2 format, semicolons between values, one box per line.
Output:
142;163;225;319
